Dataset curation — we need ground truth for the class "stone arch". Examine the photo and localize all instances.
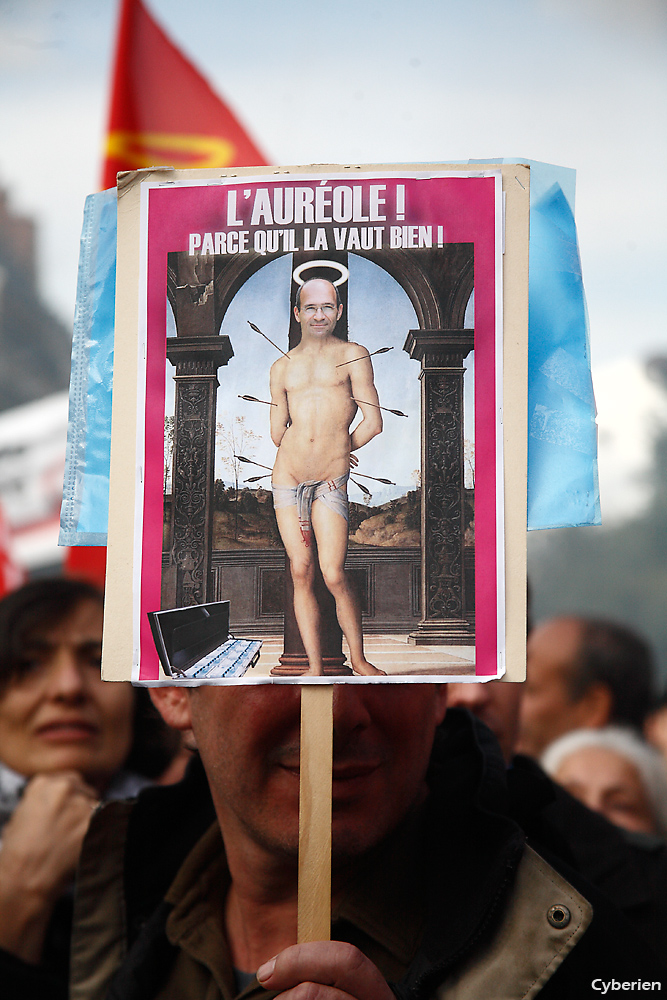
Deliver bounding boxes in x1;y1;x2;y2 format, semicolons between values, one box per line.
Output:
167;243;474;339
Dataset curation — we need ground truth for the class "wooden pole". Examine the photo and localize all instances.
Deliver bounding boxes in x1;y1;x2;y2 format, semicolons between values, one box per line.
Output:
298;684;333;942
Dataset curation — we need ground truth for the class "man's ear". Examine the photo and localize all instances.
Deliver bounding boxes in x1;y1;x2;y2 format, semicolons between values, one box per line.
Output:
149;686;193;731
293;304;300;322
575;682;613;729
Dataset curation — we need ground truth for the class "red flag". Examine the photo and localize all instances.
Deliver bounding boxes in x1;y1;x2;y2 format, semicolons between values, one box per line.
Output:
102;0;267;190
74;1;267;582
0;503;25;599
64;545;107;592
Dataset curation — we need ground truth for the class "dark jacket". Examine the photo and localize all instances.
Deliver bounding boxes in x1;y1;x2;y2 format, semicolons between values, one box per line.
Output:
0;769;150;1000
0;899;72;1000
70;710;666;1000
508;751;667;958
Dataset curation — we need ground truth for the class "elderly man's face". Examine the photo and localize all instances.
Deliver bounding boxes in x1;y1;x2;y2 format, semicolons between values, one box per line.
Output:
294;279;342;340
517;618;588;758
184;684;447;863
554;746;658;836
0;599;134;791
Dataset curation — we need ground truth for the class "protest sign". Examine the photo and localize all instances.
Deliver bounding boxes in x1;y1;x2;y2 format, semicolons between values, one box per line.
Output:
103;162;529;684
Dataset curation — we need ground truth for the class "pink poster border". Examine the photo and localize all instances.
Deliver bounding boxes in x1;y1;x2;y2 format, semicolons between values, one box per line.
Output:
135;171;502;681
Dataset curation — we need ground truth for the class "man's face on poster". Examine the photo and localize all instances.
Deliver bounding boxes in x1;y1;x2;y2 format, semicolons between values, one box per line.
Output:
294;279;343;340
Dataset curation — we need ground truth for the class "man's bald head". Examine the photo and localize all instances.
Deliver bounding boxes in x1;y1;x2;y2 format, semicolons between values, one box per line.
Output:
517;616;655;758
294;277;341;310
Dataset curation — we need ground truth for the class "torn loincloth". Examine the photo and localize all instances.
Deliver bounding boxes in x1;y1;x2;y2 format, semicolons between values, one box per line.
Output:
272;474;349;546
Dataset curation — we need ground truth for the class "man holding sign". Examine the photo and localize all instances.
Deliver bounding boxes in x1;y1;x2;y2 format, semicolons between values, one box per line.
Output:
70;685;665;997
270;276;385;676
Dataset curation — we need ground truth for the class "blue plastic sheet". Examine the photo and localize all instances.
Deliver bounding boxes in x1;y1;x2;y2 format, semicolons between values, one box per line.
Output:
59;188;116;545
526;178;600;528
472;158;600;529
60;160;600;544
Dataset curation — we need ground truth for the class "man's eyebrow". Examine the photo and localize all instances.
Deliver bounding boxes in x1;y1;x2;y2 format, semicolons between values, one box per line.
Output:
77;640;103;652
23;639;54;651
604;786;637;799
24;638;103;652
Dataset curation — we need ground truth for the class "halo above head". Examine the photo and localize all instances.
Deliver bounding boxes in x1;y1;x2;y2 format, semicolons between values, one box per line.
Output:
292;260;350;287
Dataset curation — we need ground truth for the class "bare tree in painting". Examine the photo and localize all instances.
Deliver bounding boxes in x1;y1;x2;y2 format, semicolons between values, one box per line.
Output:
164;415;175;493
216;414;262;541
464;439;475;489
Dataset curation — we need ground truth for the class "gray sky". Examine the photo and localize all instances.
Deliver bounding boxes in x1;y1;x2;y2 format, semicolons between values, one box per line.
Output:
1;0;666;517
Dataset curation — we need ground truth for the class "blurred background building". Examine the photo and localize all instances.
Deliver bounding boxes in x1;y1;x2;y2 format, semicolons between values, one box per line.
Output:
0;187;70;574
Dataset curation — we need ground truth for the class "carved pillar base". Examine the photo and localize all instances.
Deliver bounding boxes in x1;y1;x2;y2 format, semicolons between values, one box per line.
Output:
271;659;353;677
408;619;475;645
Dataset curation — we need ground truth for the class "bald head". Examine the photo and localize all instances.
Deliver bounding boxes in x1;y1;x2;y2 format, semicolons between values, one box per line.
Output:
294;277;341;311
517;616;654;759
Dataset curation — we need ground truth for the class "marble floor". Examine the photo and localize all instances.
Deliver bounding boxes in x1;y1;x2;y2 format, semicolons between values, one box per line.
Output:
242;632;476;680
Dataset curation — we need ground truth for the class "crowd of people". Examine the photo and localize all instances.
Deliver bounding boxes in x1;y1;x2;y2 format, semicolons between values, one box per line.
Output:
0;578;665;998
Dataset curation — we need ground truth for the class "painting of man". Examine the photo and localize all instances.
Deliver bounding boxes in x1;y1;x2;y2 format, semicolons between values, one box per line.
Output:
270;275;386;676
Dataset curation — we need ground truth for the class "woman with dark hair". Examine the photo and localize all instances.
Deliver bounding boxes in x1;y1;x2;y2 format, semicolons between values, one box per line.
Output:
0;578;181;998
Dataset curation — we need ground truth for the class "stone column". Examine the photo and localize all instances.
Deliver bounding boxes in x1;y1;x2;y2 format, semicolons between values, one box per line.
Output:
404;329;475;644
166;337;233;607
165;253;233;609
